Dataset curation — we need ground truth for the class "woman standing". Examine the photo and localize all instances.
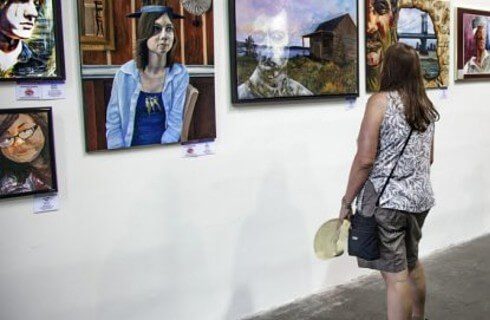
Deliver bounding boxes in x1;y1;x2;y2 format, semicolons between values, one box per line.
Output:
106;0;189;149
339;43;439;320
0;112;53;195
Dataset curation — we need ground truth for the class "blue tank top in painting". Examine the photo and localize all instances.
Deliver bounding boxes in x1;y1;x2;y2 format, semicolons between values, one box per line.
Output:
131;91;166;146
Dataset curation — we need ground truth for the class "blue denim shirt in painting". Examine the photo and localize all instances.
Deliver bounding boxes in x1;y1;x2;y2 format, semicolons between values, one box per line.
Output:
105;60;189;149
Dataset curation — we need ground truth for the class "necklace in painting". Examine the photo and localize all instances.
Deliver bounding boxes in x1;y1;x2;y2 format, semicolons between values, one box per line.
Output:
145;95;163;115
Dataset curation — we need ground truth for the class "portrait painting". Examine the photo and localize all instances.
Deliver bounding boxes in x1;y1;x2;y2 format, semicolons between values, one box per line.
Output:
0;0;65;81
365;0;450;91
456;8;490;80
229;0;359;104
0;107;58;200
77;0;216;152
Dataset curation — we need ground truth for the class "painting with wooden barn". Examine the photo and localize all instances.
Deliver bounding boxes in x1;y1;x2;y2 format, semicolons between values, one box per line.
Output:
77;0;216;152
229;0;359;103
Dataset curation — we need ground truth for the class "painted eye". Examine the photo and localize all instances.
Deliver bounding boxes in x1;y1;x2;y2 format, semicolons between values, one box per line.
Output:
18;127;35;140
270;32;285;41
153;25;162;34
0;137;14;147
373;0;390;15
254;31;266;42
165;26;174;33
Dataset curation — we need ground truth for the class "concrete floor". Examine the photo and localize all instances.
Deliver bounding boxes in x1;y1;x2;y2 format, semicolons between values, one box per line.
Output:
245;234;490;320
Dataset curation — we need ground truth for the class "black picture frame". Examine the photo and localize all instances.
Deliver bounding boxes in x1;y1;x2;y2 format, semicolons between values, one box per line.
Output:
0;0;66;82
229;0;360;104
0;107;58;200
456;7;490;81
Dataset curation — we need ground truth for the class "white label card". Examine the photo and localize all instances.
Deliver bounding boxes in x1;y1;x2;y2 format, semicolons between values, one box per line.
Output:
345;97;357;110
440;88;449;100
16;83;66;100
33;194;59;214
182;141;215;158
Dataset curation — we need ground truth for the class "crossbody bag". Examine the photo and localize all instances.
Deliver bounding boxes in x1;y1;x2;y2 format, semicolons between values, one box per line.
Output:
348;129;414;261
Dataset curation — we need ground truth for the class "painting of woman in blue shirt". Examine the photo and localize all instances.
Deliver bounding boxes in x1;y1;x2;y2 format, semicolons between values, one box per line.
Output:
105;1;189;149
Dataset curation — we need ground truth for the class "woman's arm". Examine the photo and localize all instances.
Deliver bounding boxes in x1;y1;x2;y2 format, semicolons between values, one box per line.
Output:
339;93;387;220
161;69;190;144
106;75;125;149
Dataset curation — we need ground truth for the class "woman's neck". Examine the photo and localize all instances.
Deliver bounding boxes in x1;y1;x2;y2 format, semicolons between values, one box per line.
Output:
146;52;167;75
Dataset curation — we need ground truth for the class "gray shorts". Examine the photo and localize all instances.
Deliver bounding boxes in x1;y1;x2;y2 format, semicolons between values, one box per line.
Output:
357;181;429;273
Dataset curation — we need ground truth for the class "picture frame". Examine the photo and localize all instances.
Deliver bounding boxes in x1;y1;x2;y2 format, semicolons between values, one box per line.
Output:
0;107;58;200
76;0;217;152
365;0;450;91
456;7;490;81
0;0;66;82
78;0;116;51
229;0;360;104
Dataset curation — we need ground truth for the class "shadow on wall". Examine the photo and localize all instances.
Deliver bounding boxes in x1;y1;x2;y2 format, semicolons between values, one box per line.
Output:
93;176;208;320
223;165;312;320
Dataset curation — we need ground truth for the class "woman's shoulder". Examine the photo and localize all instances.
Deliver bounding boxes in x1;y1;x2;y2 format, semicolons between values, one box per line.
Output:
366;92;390;112
117;60;138;76
170;63;188;76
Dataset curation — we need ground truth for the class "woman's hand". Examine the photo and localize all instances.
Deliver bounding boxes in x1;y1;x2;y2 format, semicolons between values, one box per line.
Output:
338;197;353;222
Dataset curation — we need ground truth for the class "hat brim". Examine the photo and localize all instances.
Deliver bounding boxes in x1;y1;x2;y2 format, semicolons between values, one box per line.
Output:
126;12;184;19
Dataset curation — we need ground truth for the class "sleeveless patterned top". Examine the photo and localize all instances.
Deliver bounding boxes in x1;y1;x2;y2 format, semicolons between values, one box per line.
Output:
358;91;435;213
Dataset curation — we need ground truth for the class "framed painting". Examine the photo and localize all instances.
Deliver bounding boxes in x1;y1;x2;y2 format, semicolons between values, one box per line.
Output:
229;0;359;104
456;8;490;81
0;107;58;200
78;0;115;51
365;0;450;91
77;0;216;152
0;0;65;81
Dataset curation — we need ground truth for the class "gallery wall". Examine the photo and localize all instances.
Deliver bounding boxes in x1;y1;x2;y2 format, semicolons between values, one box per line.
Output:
0;0;489;319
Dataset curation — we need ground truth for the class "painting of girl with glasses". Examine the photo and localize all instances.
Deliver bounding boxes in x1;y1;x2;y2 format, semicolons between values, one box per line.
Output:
0;108;57;199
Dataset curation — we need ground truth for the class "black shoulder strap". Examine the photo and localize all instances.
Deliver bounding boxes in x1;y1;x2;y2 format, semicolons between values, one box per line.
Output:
376;129;414;206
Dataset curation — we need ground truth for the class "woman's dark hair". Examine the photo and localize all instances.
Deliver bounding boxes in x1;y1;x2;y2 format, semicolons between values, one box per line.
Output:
0;113;51;185
380;43;440;132
135;0;178;70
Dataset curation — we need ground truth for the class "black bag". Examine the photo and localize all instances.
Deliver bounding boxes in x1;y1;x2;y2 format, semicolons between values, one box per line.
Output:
348;129;413;261
348;213;379;260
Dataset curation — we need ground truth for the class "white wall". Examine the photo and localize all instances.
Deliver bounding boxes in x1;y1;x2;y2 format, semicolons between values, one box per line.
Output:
1;0;489;319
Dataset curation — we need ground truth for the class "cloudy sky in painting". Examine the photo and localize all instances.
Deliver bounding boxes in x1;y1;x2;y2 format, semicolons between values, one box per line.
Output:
397;8;436;49
235;0;357;46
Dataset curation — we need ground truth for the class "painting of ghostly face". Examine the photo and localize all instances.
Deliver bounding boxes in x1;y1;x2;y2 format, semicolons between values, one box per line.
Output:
230;0;359;103
456;8;490;80
0;108;58;199
0;0;65;81
365;0;450;91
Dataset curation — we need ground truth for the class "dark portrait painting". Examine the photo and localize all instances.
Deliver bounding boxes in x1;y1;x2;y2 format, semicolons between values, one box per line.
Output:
77;0;216;152
365;0;450;91
456;8;490;80
0;0;65;81
230;0;359;104
0;107;58;200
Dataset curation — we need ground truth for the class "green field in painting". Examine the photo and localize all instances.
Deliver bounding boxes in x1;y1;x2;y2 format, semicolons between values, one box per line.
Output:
236;56;358;95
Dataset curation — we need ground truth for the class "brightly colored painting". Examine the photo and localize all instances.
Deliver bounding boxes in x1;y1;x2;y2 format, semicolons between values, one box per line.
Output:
366;0;450;91
230;0;359;103
456;8;490;80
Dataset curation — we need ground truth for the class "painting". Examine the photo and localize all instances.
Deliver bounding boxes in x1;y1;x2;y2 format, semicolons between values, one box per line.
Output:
0;0;65;81
365;0;450;91
456;8;490;80
77;0;216;152
229;0;359;104
78;0;115;51
0;107;58;200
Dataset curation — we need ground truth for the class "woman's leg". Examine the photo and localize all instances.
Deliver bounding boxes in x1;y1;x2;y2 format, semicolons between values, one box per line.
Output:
408;260;426;319
382;269;412;320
